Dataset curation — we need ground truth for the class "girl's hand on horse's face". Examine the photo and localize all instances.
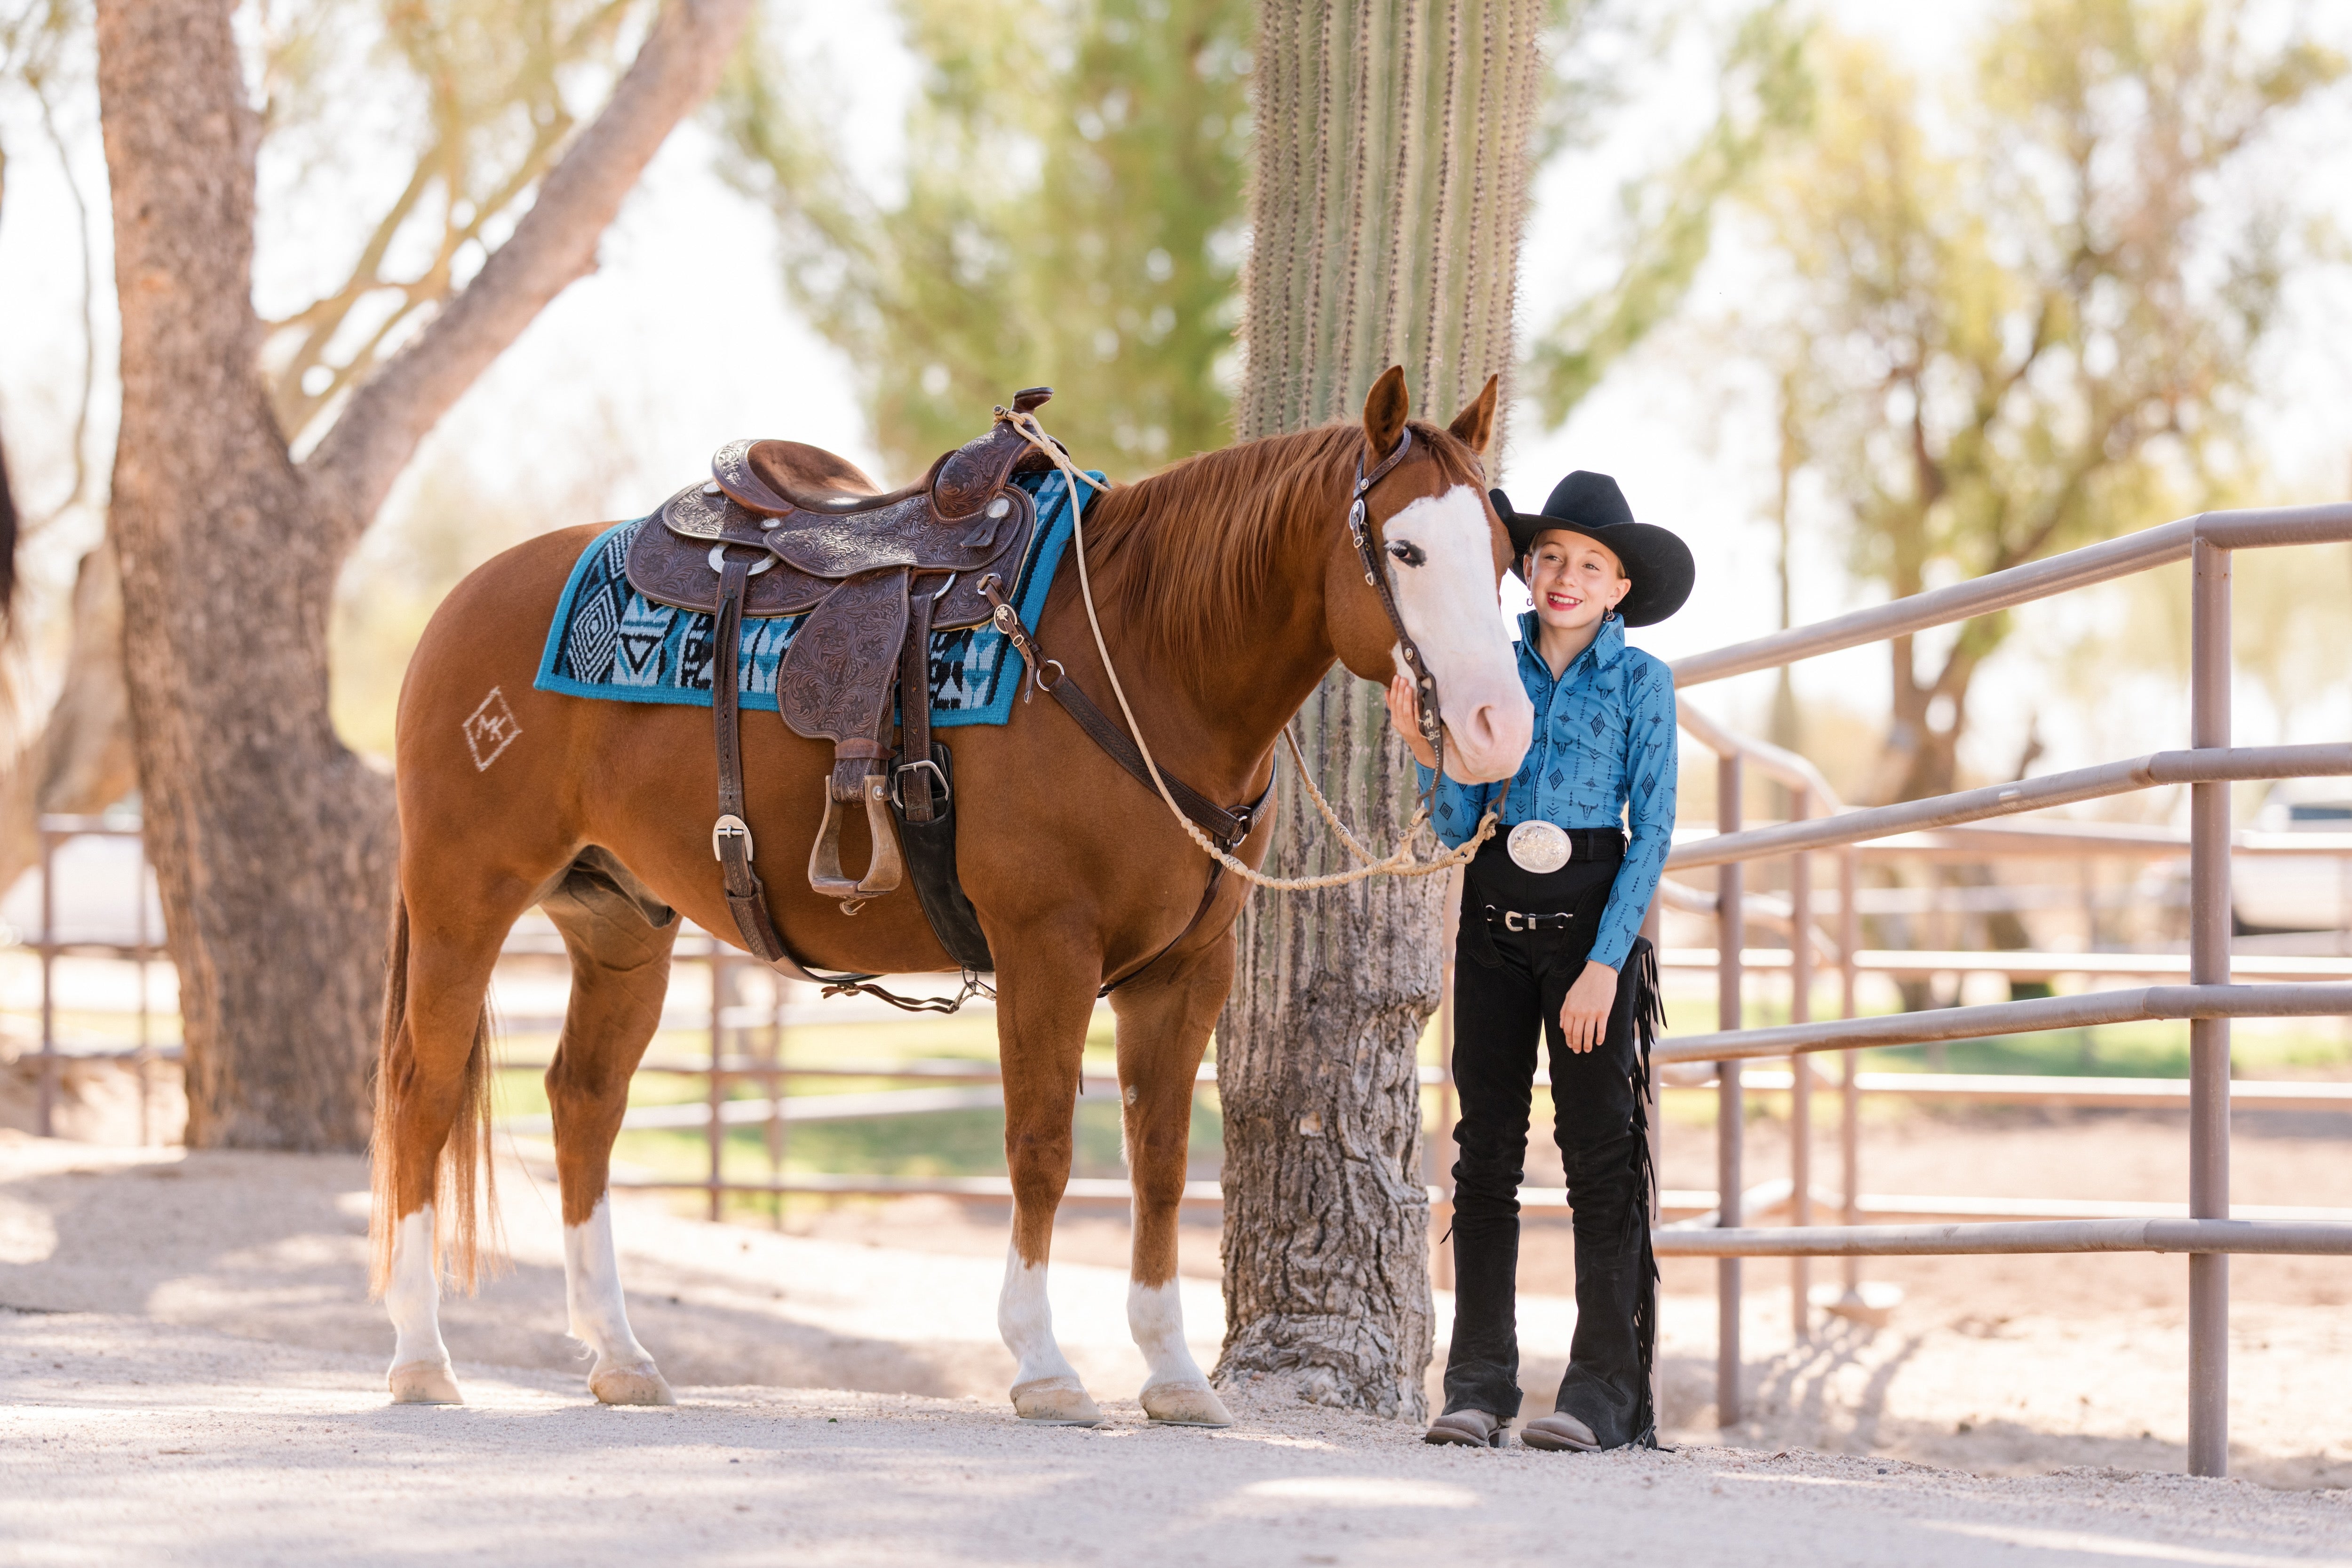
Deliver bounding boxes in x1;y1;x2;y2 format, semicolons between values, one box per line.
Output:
1386;671;1437;769
1559;960;1618;1053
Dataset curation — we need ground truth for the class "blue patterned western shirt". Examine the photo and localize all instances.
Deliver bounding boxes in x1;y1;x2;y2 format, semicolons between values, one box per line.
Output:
1418;611;1678;971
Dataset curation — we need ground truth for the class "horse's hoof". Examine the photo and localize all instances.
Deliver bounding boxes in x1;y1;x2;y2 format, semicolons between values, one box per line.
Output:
388;1360;463;1405
589;1362;676;1407
1010;1377;1103;1426
1141;1381;1233;1428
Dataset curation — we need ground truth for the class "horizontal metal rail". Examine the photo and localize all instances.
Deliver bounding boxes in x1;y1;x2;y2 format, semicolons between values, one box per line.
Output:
1859;824;2352;860
1664;1182;2352;1225
1667;744;2352;870
1656;947;2352;981
32;817;145;837
604;1173;1226;1207
1683;1068;2352;1113
1654;982;2352;1066
1653;1218;2352;1258
591;1173;2352;1238
501;1086;1009;1135
1668;504;2352;688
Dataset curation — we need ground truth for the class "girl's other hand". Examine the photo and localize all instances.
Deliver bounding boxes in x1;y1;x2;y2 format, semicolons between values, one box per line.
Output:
1559;960;1617;1053
1386;671;1437;769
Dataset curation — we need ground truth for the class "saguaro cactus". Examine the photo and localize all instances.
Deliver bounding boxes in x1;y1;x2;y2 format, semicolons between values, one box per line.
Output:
1216;0;1550;1420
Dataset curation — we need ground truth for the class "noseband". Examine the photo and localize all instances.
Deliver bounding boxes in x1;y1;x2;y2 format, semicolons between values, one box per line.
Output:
1346;429;1447;801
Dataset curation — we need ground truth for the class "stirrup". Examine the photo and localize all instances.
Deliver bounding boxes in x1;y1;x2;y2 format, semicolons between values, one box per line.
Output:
809;755;905;909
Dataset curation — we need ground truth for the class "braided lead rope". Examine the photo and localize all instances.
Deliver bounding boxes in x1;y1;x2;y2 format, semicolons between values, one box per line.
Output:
997;407;1503;890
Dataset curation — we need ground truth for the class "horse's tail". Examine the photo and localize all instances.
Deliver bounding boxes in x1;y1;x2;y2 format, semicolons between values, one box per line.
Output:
368;890;501;1297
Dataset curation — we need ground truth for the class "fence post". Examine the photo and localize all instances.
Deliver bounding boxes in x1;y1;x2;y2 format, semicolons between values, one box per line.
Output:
135;835;154;1147
766;977;787;1229
2187;536;2233;1478
708;935;726;1223
1839;846;1862;1299
1788;787;1812;1342
1716;750;1744;1426
37;828;57;1139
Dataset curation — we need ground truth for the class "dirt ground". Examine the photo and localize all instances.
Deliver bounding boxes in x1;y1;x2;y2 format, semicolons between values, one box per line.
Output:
17;1315;2352;1568
4;1106;2352;1564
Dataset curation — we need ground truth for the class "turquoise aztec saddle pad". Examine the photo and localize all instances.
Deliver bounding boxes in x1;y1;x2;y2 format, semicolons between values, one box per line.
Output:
534;468;1092;727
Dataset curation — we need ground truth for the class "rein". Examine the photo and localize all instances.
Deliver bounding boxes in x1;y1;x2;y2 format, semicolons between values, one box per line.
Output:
998;408;1504;891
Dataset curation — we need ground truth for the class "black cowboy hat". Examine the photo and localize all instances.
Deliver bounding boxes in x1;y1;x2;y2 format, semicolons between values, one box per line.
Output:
1490;470;1695;627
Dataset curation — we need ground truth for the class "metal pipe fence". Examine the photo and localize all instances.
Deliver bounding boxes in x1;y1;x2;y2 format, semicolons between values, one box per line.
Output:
23;819;169;1143
1658;502;2352;1475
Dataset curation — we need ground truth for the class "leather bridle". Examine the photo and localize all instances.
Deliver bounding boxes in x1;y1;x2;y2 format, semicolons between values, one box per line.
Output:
1345;428;1448;804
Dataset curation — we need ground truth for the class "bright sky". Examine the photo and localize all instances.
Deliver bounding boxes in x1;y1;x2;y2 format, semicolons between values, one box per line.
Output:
0;0;2346;789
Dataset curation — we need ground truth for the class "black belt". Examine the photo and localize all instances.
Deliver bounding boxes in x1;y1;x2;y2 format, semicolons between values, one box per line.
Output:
1482;905;1579;932
1496;826;1627;863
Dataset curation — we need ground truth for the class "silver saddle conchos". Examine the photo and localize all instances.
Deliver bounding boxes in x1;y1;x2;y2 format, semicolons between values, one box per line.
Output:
1506;819;1573;874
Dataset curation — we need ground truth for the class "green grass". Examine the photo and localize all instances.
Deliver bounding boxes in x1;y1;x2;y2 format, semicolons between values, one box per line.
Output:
478;976;2349;1197
489;1006;1208;1190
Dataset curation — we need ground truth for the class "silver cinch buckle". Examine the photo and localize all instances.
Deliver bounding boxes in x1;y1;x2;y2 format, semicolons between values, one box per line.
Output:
711;813;755;861
891;759;951;809
1503;910;1528;932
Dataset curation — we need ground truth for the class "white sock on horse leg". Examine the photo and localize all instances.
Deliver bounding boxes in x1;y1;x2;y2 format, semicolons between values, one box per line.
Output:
564;1195;655;1371
1127;1278;1208;1392
997;1243;1082;1389
385;1205;450;1373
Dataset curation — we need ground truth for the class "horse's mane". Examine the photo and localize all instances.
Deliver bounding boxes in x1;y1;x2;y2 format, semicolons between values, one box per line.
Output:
1063;418;1485;678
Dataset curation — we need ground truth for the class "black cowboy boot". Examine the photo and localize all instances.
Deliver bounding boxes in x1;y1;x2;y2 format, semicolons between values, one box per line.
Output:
1545;1129;1654;1449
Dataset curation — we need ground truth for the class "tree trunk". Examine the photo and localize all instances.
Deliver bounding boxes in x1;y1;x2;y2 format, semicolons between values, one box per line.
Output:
93;0;749;1150
1215;0;1549;1420
0;409;16;613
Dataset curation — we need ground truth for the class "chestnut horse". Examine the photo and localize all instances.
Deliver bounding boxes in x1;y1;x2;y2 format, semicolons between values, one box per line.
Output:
372;368;1534;1424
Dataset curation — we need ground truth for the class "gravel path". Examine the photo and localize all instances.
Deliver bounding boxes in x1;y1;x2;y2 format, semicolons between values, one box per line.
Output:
6;1131;2352;1563
9;1313;2352;1568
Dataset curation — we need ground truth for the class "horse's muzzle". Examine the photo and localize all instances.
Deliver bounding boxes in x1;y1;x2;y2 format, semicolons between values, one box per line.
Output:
1439;686;1534;784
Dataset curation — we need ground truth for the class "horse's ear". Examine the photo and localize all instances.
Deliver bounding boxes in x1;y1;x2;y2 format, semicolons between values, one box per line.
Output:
1361;366;1409;455
1448;375;1500;457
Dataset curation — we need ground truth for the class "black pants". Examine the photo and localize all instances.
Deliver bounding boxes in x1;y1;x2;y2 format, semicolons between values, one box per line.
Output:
1441;838;1658;1448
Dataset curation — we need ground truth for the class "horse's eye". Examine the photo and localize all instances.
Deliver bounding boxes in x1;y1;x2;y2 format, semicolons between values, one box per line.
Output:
1387;541;1426;567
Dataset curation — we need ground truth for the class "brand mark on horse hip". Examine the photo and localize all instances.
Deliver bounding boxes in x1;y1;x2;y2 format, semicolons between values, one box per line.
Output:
463;688;522;772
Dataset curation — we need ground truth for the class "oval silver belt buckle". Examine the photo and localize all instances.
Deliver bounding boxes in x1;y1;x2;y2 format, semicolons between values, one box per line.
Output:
1506;820;1572;874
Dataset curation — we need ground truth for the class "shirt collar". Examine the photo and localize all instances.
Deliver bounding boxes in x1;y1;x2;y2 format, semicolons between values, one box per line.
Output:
1514;610;1626;681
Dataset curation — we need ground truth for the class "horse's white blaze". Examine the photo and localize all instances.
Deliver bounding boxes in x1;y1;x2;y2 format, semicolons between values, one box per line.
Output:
1126;1278;1206;1392
1380;484;1533;784
997;1244;1082;1389
385;1205;450;1373
564;1196;656;1372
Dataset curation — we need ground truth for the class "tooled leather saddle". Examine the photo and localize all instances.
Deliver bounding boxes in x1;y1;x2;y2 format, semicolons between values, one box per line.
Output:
624;388;1061;987
624;387;1270;1012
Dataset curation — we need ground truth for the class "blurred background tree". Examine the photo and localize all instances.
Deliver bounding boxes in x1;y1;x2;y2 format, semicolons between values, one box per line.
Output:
721;0;1254;477
72;0;748;1150
1523;1;1811;424
0;0;674;891
256;0;653;445
1728;0;2344;807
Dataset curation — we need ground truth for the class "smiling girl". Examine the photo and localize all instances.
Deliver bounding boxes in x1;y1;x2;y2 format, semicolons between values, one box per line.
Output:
1388;470;1692;1453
